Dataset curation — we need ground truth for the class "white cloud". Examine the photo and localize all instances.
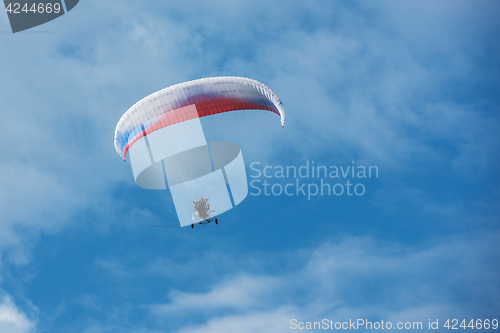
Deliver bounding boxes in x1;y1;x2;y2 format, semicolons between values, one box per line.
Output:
149;275;279;316
175;307;296;333
142;231;500;332
0;295;36;333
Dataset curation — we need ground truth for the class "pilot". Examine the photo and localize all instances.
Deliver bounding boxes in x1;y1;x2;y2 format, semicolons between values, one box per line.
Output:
193;197;210;220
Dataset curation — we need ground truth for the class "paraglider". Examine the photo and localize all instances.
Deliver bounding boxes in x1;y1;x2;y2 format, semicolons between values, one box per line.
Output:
114;77;285;227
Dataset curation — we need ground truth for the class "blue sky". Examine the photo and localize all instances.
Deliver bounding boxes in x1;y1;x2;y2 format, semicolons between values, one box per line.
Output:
0;0;499;332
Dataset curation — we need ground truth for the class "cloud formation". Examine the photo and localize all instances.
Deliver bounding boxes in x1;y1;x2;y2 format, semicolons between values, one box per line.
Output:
0;294;36;333
142;231;500;332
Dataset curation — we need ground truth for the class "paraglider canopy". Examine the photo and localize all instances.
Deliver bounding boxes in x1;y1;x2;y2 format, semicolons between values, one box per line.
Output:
114;76;285;161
